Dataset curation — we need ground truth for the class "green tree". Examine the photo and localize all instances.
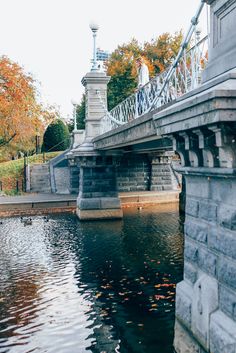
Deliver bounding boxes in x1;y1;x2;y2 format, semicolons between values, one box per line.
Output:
76;94;86;129
43;119;70;152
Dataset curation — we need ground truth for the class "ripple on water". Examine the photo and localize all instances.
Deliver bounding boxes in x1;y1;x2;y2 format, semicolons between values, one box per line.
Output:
0;206;183;353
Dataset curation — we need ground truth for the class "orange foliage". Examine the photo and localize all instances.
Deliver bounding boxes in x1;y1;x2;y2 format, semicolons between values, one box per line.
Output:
0;56;44;150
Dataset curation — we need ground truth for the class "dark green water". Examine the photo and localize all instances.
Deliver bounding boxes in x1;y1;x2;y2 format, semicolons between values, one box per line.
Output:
0;204;183;353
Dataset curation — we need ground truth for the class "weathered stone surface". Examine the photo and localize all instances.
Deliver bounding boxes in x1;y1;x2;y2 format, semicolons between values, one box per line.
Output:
209;178;236;205
218;204;236;231
77;208;123;220
198;201;217;222
210;310;236;353
202;0;236;82
185;199;199;218
218;256;236;290
185;176;210;199
175;280;193;329
174;320;205;353
185;218;208;244
208;226;236;260
184;238;198;263
78;198;101;210
184;261;198;285
197;247;217;278
100;197;121;209
117;154;150;192
192;274;218;350
219;284;236;322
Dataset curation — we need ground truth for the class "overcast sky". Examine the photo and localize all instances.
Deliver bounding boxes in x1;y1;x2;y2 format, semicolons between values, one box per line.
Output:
0;0;208;120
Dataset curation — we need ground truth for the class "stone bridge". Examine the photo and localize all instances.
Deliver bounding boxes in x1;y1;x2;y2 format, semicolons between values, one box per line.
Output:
59;0;236;351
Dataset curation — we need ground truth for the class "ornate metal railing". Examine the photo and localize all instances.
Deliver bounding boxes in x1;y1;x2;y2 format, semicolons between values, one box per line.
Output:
100;0;208;134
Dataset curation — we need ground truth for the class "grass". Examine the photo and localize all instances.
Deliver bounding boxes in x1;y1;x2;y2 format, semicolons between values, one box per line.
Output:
0;151;62;193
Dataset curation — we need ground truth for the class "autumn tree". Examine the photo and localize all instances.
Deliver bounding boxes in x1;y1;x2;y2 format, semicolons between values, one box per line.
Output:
106;32;183;110
0;56;44;152
144;31;183;74
106;39;143;110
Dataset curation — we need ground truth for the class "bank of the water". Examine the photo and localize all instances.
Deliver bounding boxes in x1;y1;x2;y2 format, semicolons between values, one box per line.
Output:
0;191;179;217
0;204;183;353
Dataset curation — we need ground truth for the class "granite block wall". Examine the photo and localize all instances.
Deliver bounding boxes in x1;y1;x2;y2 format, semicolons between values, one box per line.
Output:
174;174;236;353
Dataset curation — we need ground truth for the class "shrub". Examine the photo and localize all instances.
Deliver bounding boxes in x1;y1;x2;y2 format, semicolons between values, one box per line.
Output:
43;119;70;152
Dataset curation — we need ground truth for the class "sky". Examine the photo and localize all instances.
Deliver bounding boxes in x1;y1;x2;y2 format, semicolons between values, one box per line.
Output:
0;0;208;120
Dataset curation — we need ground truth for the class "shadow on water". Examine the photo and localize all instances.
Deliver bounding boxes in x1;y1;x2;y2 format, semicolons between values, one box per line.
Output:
0;204;184;353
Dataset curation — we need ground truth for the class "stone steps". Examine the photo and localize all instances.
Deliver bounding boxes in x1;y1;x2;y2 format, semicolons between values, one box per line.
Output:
30;164;51;193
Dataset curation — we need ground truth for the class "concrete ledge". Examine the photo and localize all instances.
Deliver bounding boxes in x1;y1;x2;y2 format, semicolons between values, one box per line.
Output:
0;207;75;218
78;197;121;210
0;191;179;217
120;190;179;206
76;208;123;220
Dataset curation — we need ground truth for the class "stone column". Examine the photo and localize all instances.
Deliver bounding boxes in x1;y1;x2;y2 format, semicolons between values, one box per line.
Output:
81;71;110;142
202;0;236;82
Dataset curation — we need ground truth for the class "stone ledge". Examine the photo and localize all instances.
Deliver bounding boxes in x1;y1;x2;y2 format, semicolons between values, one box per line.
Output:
78;197;121;210
175;166;236;177
76;208;123;220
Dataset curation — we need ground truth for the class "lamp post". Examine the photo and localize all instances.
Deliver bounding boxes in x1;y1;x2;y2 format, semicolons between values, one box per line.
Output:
89;22;99;72
35;132;40;154
71;99;78;131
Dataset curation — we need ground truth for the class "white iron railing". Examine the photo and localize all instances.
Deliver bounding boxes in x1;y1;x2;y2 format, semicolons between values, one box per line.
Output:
100;0;208;134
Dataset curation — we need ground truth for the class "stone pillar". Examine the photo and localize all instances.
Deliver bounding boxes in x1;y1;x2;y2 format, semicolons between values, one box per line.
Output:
172;124;236;353
68;70;123;220
202;0;236;82
81;71;110;142
76;154;123;220
72;129;85;149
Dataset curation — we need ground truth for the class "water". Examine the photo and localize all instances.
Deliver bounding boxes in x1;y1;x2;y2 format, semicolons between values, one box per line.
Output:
0;204;183;353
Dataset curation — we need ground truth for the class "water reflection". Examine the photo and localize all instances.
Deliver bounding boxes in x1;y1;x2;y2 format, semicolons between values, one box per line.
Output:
0;204;183;353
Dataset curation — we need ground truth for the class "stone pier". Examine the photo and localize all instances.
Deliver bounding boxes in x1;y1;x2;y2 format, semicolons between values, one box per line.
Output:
75;154;122;220
68;70;123;220
152;0;236;351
